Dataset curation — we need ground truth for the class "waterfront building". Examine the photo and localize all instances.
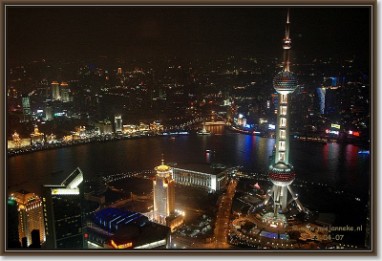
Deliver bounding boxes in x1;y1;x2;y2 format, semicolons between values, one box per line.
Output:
172;163;236;192
9;191;45;246
114;115;123;133
95;119;113;134
263;9;307;220
30;125;44;146
42;167;86;249
153;158;175;224
149;121;164;133
7;132;31;149
152;157;184;231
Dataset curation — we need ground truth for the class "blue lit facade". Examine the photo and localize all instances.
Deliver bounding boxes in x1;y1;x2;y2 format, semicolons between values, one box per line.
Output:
87;208;170;249
92;208;148;233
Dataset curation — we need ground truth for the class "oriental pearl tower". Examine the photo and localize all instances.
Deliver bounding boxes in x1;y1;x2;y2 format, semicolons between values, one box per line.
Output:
264;9;307;217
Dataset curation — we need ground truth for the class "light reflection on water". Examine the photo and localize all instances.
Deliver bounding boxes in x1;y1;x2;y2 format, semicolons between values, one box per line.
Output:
7;134;369;196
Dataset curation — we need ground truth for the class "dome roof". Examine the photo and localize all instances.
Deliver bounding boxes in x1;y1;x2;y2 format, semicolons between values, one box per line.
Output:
273;71;297;93
155;164;171;172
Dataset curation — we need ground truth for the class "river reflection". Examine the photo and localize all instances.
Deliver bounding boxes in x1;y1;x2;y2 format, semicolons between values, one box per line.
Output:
7;133;369;197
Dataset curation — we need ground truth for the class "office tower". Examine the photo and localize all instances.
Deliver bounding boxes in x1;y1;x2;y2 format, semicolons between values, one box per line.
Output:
114;115;123;133
153;157;175;225
7;197;21;248
21;94;31;122
42;167;85;249
264;9;306;216
316;87;326;114
51;81;60;101
60;82;70;102
45;104;53;121
9;191;45;247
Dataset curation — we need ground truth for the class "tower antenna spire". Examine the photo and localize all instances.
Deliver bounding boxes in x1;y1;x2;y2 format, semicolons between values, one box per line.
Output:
161;154;164;165
287;8;290;24
283;8;292;72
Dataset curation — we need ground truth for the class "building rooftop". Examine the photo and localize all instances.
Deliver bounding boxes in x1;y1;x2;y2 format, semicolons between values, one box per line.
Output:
89;208;170;249
173;162;227;175
93;208;148;233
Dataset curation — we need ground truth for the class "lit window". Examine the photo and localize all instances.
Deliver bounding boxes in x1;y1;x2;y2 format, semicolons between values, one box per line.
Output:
279;152;285;162
280;130;286;139
280;106;287;115
280;117;287;127
279;141;286;151
280;94;288;104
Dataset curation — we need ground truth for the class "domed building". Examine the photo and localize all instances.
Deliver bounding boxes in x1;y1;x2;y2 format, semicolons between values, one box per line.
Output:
153;158;175;224
153;156;184;231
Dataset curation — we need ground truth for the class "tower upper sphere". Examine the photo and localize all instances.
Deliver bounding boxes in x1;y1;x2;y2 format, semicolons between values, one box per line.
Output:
273;71;297;93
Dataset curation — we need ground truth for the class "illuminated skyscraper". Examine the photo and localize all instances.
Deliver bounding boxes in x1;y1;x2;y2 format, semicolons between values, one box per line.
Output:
114;115;123;133
21;94;31;122
51;81;60;101
264;9;306;217
9;191;46;246
45;104;53;121
42;167;85;249
60;82;70;102
153;157;175;225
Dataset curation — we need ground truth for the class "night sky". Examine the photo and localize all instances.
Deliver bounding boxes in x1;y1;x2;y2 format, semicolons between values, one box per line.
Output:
6;6;371;63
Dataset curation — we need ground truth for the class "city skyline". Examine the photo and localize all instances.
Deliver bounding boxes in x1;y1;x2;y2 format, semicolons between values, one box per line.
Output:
4;3;374;254
6;6;370;63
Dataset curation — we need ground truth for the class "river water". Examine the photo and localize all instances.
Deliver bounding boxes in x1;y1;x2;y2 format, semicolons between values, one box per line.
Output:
6;130;370;198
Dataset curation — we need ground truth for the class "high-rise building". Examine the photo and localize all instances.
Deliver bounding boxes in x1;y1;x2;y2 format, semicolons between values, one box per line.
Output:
153;157;175;225
51;81;60;101
264;9;306;219
21;94;31;122
42;167;85;249
114;115;123;133
60;82;70;102
9;191;45;247
7;197;21;248
45;104;53;121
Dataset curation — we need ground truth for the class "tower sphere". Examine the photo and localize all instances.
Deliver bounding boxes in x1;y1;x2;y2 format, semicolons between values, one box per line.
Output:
268;162;295;186
273;71;297;93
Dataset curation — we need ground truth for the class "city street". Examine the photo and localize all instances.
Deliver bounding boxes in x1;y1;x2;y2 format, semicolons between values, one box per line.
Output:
212;179;237;248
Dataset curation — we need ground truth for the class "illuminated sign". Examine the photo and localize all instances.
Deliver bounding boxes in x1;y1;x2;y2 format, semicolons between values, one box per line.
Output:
111;240;133;249
331;124;341;129
325;129;339;135
54;112;65;117
51;188;79;195
348;130;360;137
268;124;276;130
